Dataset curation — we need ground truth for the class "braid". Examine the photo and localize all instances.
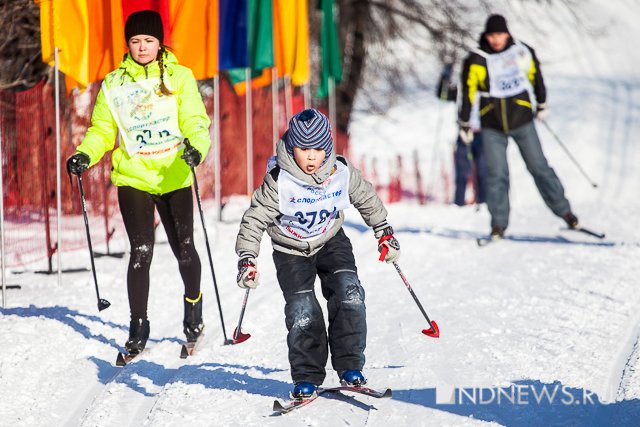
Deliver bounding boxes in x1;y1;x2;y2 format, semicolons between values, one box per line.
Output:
157;46;172;96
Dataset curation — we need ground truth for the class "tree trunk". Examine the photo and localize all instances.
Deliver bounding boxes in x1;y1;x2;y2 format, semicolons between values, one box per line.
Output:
336;0;370;132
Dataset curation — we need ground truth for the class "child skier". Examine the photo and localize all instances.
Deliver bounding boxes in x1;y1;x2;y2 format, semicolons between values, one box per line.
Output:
235;108;400;399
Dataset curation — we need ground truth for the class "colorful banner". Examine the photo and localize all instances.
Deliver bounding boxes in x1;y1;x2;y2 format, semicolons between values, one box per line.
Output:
169;0;218;79
273;0;309;86
37;0;312;91
38;0;125;90
318;0;342;98
218;0;249;71
228;0;274;93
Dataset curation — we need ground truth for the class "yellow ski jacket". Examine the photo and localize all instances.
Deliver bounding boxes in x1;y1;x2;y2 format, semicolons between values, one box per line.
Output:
76;51;211;195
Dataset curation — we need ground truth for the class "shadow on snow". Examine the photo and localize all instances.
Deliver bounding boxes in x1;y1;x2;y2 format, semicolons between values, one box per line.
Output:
0;304;182;353
343;220;617;248
391;379;640;426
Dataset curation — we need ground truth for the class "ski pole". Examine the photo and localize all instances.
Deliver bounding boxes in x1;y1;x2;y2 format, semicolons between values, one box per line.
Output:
391;262;440;338
76;175;111;311
231;288;252;344
380;246;439;338
540;119;598;188
185;140;233;345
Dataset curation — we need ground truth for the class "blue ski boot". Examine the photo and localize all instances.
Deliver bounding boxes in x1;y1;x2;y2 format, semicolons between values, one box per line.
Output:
340;370;367;386
292;382;318;400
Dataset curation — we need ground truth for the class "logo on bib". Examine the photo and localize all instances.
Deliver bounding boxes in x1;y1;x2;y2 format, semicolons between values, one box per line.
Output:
128;88;154;121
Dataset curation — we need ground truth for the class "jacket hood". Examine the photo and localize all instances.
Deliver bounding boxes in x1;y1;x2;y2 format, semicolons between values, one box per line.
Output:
275;138;337;185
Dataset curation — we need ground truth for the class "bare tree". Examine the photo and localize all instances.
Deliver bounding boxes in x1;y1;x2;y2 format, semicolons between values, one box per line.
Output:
0;0;50;91
318;0;604;131
308;0;475;131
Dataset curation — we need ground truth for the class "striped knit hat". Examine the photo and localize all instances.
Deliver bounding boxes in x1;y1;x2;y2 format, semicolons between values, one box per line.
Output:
285;108;333;158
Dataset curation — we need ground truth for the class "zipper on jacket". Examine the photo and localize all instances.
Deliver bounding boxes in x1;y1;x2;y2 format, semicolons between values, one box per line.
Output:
500;98;509;133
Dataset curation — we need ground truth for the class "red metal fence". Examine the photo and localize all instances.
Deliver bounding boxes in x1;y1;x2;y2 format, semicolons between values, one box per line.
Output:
0;77;352;269
2;76;452;270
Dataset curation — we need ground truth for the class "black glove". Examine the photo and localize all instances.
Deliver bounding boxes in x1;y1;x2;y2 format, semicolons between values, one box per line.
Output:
66;152;91;176
181;141;202;167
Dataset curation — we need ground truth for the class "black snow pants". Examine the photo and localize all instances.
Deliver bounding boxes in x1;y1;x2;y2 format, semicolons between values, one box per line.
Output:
273;228;366;385
118;186;201;320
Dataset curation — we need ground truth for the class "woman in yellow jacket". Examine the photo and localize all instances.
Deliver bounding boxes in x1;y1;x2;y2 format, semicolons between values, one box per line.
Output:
66;10;211;355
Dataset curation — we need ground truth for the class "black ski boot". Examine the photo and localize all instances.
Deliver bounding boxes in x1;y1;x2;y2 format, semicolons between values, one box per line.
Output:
183;293;204;342
563;212;579;229
125;318;150;355
490;225;505;240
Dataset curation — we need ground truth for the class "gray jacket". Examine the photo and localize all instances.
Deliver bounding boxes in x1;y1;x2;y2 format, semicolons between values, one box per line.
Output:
235;139;388;258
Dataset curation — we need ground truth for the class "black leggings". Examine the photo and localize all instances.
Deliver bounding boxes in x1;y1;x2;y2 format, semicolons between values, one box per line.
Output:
118;186;201;320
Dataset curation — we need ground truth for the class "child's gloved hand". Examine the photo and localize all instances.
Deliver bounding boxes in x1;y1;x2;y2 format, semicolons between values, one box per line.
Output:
237;255;260;289
374;223;401;263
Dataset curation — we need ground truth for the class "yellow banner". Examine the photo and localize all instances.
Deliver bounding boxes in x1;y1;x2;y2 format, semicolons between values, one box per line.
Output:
274;0;309;85
37;0;124;90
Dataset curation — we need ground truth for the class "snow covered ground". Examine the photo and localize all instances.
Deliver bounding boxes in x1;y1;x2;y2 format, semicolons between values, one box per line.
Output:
2;1;640;426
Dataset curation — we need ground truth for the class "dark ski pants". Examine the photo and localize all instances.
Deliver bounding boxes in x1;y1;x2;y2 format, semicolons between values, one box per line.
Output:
273;229;366;385
454;133;487;206
118;186;201;320
482;122;571;229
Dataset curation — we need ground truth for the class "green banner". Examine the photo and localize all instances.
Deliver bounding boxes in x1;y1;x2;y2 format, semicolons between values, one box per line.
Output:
228;0;274;85
318;0;342;98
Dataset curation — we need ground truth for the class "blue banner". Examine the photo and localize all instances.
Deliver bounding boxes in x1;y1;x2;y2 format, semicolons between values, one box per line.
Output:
219;0;249;70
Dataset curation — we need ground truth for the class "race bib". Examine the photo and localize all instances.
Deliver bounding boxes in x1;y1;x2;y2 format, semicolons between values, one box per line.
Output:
102;78;184;158
486;42;533;98
276;162;351;241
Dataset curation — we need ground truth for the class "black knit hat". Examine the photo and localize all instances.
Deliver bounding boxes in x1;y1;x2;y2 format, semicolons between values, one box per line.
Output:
484;14;509;34
125;10;164;43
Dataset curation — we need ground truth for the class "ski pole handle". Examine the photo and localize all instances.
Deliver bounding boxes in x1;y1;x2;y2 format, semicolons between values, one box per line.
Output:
378;235;392;261
379;246;388;262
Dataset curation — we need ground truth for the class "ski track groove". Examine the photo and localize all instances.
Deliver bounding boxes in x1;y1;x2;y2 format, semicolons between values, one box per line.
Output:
76;351;153;426
616;333;640;400
63;368;121;427
130;364;182;426
551;7;640;408
76;342;185;427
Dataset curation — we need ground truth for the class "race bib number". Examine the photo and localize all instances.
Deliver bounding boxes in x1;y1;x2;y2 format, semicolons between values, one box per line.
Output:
103;78;183;158
486;43;533;98
276;162;351;241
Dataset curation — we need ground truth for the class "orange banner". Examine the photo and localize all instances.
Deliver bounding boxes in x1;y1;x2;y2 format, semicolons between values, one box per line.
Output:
169;0;218;79
38;0;125;90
